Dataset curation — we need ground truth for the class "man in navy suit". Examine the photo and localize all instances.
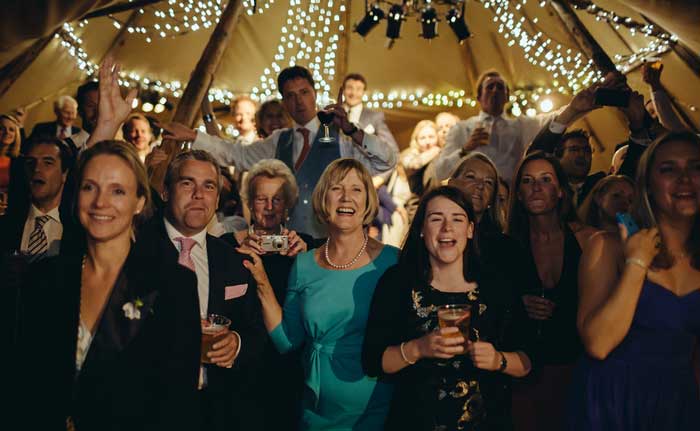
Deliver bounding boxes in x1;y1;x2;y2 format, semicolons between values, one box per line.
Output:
29;95;82;141
151;148;265;430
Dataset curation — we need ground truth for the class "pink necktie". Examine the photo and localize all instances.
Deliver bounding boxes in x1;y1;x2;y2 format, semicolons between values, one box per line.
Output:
176;237;197;272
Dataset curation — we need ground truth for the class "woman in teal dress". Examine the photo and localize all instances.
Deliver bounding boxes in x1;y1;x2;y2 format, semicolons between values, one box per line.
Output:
239;158;398;430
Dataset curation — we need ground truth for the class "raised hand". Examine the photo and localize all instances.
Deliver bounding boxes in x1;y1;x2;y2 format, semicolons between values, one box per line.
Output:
98;55;137;129
86;55;137;146
642;62;663;91
620;224;660;269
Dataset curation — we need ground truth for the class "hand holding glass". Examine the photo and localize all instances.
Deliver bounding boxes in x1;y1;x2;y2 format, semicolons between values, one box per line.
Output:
317;110;335;143
437;304;471;347
201;314;231;363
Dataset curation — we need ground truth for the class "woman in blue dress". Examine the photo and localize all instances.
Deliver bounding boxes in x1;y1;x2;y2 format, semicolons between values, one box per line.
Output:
571;131;700;430
240;158;398;430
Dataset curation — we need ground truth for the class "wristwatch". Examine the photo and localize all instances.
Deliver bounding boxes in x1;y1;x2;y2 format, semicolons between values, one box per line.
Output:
497;351;507;372
343;123;359;136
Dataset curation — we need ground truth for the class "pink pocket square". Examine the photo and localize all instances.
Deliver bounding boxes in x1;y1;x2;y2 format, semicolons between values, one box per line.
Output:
225;284;248;300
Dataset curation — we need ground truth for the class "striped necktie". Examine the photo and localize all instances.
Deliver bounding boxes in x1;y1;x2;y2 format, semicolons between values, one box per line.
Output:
27;215;51;262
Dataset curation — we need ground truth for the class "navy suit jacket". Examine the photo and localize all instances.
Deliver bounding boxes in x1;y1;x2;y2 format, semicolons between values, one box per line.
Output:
29;121;81;141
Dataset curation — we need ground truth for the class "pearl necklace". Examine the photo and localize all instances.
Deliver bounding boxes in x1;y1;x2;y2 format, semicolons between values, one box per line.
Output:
324;234;368;270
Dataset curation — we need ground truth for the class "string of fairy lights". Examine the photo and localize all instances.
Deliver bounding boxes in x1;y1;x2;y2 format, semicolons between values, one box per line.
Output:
50;0;694;117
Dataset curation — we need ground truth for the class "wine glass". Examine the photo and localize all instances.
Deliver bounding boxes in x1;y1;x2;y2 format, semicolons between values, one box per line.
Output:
317;110;335;143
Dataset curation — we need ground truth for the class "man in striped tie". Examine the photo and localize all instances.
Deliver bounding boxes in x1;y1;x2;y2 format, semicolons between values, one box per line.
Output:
0;137;73;260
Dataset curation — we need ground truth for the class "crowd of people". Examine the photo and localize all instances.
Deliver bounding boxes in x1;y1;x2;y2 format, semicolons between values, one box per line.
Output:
1;53;699;431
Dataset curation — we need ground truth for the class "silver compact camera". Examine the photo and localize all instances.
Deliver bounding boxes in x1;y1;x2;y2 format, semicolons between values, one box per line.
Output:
260;235;289;253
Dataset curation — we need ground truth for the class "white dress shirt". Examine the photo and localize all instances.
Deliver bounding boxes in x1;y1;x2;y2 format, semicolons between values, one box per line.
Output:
346;103;363;124
436;110;555;182
192;116;396;176
20;204;62;257
164;218;209;318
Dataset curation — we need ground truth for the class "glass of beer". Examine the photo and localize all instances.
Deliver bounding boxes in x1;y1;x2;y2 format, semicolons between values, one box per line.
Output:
437;304;471;344
201;314;231;363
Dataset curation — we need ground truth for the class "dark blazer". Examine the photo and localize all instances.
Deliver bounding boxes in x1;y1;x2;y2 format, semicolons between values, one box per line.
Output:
139;218;266;431
29;121;81;141
11;238;202;431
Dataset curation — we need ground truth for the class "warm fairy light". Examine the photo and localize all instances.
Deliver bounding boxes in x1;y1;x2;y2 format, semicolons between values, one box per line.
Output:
250;0;345;105
51;0;685;113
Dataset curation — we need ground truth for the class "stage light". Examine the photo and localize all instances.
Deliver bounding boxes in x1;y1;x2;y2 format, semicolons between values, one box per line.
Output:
355;4;385;37
386;4;405;41
420;7;438;40
142;102;154;113
131;98;139;109
446;7;471;43
154;103;165;114
526;108;537;117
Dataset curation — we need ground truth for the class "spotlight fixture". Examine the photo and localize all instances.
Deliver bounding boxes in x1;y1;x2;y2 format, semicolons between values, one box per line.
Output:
446;6;471;43
420;7;439;40
386;4;405;41
355;3;385;37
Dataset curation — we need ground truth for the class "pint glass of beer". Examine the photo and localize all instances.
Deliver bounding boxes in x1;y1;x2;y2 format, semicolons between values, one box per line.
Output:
437;304;471;343
201;314;231;363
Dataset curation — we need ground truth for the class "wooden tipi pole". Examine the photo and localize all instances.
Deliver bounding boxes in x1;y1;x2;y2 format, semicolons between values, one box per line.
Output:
150;0;245;192
0;33;56;99
548;0;616;74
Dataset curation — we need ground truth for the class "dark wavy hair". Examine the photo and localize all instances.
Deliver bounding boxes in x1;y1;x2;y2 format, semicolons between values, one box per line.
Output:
632;131;700;270
507;151;577;245
399;186;479;288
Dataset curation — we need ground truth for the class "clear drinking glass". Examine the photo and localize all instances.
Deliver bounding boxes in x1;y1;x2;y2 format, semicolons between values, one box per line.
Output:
317;110;335;143
200;314;231;363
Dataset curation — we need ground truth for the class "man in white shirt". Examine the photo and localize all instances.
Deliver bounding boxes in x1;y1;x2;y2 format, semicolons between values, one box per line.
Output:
436;70;558;182
153;149;265;429
231;96;260;145
29;95;81;141
0;138;72;260
161;66;396;238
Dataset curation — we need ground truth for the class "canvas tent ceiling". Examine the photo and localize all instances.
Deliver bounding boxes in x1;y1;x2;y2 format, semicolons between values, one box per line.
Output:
1;0;698;173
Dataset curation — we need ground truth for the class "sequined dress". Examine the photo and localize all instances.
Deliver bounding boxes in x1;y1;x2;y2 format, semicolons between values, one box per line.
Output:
363;263;532;431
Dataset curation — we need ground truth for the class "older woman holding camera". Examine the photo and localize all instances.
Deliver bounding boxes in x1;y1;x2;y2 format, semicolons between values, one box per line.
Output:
234;158;308;259
239;158;398;430
362;186;532;430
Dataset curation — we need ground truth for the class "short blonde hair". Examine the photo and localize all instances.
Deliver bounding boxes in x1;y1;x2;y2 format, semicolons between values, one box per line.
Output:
312;158;378;226
409;120;438;152
243;159;299;209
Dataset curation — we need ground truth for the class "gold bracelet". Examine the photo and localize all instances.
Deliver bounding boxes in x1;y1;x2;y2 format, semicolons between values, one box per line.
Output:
625;258;648;270
400;341;416;365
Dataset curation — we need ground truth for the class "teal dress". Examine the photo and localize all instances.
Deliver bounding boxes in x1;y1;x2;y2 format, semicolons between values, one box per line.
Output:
270;245;398;430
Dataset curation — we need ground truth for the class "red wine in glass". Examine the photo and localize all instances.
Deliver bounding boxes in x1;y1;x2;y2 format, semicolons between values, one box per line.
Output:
317;110;335;143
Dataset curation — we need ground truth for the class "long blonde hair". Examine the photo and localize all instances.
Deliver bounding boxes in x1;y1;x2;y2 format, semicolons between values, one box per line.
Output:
408;120;439;152
0;114;21;157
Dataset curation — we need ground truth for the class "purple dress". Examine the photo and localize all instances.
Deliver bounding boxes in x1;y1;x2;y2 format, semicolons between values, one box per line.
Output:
568;279;700;430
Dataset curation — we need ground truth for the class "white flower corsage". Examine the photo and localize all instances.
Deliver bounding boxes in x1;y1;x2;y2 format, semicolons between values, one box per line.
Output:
122;298;144;320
